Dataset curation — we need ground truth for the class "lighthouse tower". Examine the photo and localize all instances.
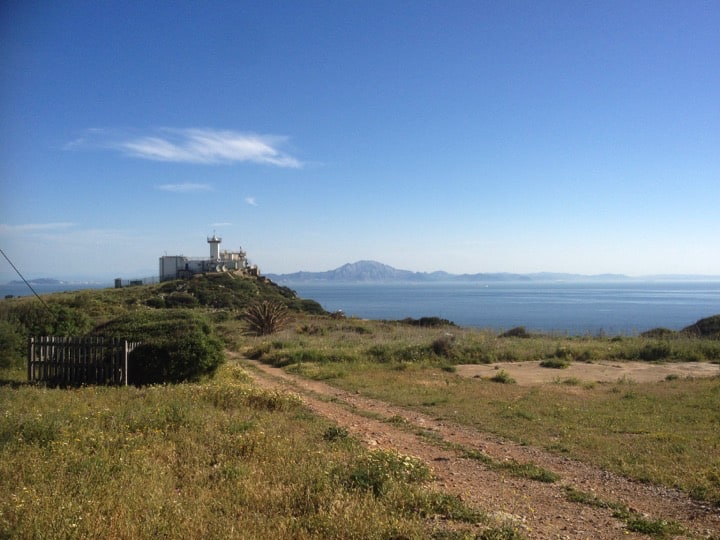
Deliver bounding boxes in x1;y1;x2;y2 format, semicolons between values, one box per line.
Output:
207;234;222;260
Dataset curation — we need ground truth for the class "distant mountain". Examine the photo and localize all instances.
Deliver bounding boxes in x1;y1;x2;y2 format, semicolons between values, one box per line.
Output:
7;278;64;285
268;261;424;283
266;261;636;283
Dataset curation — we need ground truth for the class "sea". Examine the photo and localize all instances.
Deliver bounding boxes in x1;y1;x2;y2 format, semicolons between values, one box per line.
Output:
1;282;111;299
3;280;720;336
285;281;720;335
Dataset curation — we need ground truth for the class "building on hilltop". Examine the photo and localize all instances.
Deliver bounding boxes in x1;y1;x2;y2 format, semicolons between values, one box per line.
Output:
159;235;258;281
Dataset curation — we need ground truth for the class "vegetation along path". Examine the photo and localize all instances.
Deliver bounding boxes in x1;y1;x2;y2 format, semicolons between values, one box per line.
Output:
237;354;720;540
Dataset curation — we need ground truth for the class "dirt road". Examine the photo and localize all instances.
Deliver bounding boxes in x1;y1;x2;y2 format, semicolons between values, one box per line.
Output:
239;356;719;539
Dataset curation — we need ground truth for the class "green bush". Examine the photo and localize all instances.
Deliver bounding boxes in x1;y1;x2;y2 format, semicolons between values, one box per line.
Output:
0;319;25;369
499;326;531;338
639;342;672;361
490;370;515;384
540;358;570;369
0;301;91;337
163;292;199;308
431;334;455;357
398;317;456;328
93;310;224;384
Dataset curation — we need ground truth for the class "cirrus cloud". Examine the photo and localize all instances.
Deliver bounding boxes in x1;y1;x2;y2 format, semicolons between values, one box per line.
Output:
67;128;302;168
0;222;76;234
157;182;212;193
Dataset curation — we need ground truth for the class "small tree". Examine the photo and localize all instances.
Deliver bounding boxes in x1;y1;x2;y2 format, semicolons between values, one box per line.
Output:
242;301;289;336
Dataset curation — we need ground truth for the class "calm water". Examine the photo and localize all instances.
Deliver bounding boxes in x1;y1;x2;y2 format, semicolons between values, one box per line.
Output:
3;280;719;335
287;281;720;334
0;282;111;298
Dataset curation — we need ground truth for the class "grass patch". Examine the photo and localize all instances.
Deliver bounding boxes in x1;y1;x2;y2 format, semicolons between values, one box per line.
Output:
463;450;559;483
489;370;515;384
539;358;571;369
0;363;490;538
564;487;685;537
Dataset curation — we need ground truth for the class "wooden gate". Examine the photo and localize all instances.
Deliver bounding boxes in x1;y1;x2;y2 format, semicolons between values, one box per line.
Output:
27;336;141;386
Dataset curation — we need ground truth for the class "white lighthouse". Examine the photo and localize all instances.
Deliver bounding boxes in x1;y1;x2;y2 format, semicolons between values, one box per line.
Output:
207;234;221;260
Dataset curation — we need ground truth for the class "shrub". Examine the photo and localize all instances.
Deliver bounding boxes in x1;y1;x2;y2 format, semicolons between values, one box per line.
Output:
241;301;290;336
499;326;531;338
164;292;199;308
553;346;573;360
490;370;515;384
431;334;455;357
639;342;672;361
0;301;91;337
540;358;570;369
145;296;166;308
0;319;25;369
399;317;456;328
93;310;224;384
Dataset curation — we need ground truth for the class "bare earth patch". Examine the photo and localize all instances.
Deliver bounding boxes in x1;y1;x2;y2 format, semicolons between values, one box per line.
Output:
456;360;720;385
235;353;720;539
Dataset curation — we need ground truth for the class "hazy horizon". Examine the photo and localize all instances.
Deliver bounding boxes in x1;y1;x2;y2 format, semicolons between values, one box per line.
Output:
3;258;720;285
2;3;719;281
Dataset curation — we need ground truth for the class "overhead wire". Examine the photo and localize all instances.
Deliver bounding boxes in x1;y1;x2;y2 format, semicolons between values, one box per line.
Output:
0;247;51;310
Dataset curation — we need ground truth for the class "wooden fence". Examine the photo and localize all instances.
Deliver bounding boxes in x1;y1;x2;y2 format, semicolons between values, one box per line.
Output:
28;336;141;386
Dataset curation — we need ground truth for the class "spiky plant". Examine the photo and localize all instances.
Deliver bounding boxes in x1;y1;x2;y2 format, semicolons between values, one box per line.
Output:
241;300;290;336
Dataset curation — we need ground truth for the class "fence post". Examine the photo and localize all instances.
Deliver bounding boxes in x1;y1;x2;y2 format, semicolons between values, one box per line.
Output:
27;337;34;382
123;340;129;386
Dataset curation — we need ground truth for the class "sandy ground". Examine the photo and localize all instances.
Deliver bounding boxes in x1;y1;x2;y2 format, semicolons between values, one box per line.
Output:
456;360;720;385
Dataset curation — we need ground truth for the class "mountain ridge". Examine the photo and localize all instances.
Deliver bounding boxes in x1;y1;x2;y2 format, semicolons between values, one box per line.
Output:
265;260;719;283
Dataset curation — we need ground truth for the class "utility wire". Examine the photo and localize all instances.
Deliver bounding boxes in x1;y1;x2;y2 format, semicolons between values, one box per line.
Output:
0;247;50;309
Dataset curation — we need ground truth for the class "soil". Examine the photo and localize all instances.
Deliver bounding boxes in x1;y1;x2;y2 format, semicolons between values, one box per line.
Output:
235;354;720;539
455;360;720;385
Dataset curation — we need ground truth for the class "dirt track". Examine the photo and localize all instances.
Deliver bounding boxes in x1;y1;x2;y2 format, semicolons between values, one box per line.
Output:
237;355;720;539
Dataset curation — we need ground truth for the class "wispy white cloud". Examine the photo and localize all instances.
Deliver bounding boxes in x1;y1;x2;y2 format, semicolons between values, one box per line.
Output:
245;196;258;206
68;128;302;168
157;182;212;193
0;222;75;235
210;222;232;227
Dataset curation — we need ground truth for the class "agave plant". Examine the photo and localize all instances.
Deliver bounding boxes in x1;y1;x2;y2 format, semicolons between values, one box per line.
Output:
241;300;290;336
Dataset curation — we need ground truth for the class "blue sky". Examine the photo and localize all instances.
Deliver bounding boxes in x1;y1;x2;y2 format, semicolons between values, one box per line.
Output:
1;1;719;281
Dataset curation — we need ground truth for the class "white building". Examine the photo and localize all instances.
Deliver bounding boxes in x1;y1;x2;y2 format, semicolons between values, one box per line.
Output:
159;235;257;281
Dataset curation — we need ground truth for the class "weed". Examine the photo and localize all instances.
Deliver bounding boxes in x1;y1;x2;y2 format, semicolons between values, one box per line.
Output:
339;449;432;496
403;490;485;523
490;370;515;384
553;377;581;386
540;358;570;369
322;426;349;442
614;509;685;537
496;459;560;483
